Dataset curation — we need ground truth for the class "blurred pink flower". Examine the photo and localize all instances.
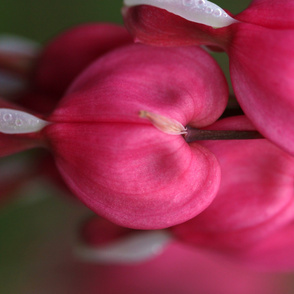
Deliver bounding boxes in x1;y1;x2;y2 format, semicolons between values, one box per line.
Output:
170;116;294;269
32;214;289;294
14;23;133;114
0;42;228;229
31;23;133;98
123;0;294;155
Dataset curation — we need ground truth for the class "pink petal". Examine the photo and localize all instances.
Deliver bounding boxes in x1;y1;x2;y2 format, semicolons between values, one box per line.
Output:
123;3;294;155
46;122;220;229
51;44;228;127
172;116;294;250
33;23;133;96
235;222;294;271
236;0;294;29
45;44;228;229
229;24;294;155
80;216;134;247
0;133;41;157
123;5;232;49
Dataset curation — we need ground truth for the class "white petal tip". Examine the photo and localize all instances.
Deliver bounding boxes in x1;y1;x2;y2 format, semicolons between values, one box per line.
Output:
75;230;172;264
0;108;49;134
124;0;238;28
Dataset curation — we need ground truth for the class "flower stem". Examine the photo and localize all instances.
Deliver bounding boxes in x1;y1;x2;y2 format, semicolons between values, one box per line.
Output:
184;126;264;142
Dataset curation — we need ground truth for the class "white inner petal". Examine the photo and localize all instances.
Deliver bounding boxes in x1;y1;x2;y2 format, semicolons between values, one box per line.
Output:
124;0;238;28
0;108;49;134
75;230;173;264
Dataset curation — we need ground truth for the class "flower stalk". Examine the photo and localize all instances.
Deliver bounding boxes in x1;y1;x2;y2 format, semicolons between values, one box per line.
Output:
184;127;264;142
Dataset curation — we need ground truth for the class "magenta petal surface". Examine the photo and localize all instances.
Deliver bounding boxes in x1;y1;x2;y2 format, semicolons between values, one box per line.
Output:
51;44;227;127
46;44;228;229
229;24;294;155
236;0;294;29
172;116;294;249
236;222;294;271
123;5;230;48
46;123;220;229
33;23;133;96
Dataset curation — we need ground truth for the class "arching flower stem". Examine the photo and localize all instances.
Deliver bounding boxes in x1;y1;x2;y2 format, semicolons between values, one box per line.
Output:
184;127;264;142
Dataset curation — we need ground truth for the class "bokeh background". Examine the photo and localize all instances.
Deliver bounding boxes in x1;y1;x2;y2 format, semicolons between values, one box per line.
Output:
0;0;251;42
1;1;294;293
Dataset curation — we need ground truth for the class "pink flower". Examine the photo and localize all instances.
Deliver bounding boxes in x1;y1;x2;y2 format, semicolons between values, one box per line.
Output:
0;24;135;207
9;23;133;115
123;0;294;155
32;23;133;98
0;43;228;229
170;116;294;269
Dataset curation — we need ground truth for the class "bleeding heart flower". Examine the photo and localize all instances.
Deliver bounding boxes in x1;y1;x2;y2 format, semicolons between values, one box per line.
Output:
0;24;135;208
170;116;294;267
9;23;133;115
0;43;228;229
122;0;294;155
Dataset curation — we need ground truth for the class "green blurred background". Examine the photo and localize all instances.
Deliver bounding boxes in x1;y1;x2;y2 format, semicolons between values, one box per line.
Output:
0;0;251;43
2;1;294;293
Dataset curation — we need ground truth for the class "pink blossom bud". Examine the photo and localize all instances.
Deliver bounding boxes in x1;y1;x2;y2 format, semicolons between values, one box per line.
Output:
32;23;133;96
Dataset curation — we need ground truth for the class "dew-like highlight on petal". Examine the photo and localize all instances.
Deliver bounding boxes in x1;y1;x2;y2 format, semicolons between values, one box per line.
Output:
124;0;238;28
0;108;49;134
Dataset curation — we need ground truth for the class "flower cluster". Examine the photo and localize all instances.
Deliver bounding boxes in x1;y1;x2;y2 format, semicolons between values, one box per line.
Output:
0;0;294;277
